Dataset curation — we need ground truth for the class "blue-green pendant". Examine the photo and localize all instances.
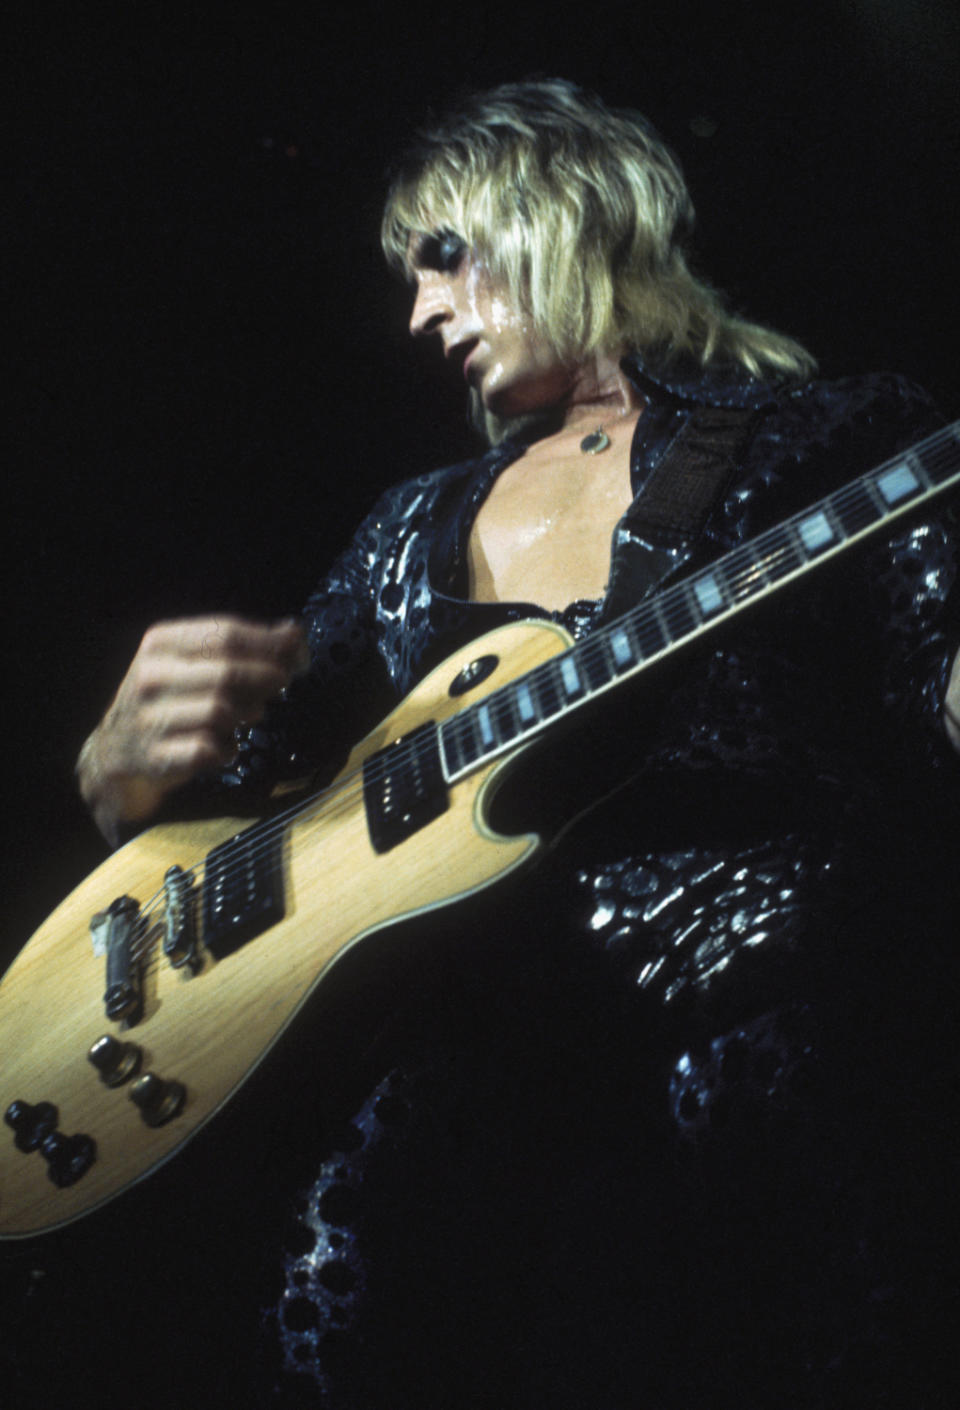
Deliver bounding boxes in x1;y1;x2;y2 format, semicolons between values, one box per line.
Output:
580;428;610;454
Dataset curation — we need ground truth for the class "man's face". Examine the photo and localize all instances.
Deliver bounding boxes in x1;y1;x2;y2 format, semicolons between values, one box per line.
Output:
408;232;572;417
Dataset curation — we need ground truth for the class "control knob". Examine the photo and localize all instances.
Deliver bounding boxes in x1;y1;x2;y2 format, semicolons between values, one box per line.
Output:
128;1073;186;1127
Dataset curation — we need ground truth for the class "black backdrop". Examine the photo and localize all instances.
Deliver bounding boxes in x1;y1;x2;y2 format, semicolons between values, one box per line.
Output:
6;2;959;937
3;7;958;1395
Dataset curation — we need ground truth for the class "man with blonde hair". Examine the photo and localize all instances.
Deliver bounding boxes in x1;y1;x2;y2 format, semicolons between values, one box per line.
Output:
78;80;959;1407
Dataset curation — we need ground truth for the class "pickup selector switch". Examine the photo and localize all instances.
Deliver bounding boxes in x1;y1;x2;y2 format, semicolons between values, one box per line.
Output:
128;1073;186;1127
87;1034;143;1086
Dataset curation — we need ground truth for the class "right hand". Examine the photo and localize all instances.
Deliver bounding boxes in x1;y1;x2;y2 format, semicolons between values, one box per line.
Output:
77;616;309;842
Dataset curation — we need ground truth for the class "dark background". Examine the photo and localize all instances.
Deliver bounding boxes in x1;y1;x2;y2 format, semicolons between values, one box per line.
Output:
2;2;959;1402
5;0;959;936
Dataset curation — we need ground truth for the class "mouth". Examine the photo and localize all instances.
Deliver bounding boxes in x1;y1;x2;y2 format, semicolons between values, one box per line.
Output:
447;338;480;382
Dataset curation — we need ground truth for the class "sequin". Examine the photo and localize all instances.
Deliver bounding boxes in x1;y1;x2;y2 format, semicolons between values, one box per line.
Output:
174;357;955;1405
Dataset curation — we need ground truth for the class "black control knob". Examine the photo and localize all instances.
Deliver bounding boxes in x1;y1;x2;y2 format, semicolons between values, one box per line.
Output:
128;1073;186;1127
87;1034;143;1086
4;1099;59;1153
40;1130;97;1187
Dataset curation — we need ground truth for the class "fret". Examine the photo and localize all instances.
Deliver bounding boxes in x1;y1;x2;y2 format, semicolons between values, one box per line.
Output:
439;718;461;778
580;638;612;691
532;662;563;720
659;585;698;642
761;527;804;584
860;475;890;520
631;606;667;659
912;440;947;487
439;420;959;787
680;582;703;629
838;477;885;534
493;687;520;742
446;712;480;770
721;544;770;603
926;426;960;484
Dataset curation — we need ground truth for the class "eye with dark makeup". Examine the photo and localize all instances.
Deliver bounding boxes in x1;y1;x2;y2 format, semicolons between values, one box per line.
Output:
412;229;467;274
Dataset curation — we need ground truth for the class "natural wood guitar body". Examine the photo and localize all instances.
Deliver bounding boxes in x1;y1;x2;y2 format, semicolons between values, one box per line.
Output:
0;620;571;1238
4;419;958;1238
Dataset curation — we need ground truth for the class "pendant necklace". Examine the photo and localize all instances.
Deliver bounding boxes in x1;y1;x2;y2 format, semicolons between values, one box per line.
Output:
579;396;643;453
579;426;611;454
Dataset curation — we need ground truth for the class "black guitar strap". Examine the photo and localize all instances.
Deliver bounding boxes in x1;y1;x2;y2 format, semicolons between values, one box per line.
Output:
601;404;763;619
627;405;763;541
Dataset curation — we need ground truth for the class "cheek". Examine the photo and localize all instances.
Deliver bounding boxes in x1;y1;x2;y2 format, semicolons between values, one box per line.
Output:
486;288;531;339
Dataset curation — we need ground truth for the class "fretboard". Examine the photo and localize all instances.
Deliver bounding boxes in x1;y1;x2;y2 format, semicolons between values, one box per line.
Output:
439;420;960;782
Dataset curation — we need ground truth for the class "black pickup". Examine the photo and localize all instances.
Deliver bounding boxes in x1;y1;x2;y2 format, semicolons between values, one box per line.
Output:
201;821;285;959
363;722;448;854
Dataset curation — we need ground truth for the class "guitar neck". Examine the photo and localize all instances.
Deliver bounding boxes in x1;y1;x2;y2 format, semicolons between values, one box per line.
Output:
439;420;960;782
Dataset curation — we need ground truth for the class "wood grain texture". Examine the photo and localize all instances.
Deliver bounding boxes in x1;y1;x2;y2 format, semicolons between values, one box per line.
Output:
0;619;571;1237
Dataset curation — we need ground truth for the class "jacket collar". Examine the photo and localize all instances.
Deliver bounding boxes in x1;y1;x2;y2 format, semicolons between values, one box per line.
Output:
490;349;787;463
621;349;788;411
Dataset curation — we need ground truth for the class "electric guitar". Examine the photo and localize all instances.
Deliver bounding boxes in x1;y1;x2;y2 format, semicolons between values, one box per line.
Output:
2;420;958;1238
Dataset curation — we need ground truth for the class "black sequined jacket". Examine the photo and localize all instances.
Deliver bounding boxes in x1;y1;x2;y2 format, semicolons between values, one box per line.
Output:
207;357;956;1031
216;356;958;1405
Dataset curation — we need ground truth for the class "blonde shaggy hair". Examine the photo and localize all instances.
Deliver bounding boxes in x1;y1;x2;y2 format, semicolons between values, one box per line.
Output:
383;79;816;387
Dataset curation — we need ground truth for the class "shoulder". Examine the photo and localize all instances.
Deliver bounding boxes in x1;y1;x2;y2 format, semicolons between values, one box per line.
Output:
362;455;490;529
341;442;522;581
742;372;945;510
683;369;947;548
311;457;486;595
762;371;943;454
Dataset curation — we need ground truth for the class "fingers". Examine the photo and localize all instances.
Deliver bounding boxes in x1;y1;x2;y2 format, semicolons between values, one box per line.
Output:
79;615;312;839
134;615;305;699
130;616;308;740
129;723;241;783
139;616;307;673
134;654;293;713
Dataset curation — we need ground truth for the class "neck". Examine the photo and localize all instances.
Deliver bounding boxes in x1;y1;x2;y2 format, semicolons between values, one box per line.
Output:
476;350;642;448
559;351;641;428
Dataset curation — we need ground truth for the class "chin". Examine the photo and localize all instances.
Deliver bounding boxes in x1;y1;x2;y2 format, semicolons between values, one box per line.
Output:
469;388;562;448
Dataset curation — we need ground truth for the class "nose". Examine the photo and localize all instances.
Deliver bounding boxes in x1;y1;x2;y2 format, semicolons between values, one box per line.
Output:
409;272;452;339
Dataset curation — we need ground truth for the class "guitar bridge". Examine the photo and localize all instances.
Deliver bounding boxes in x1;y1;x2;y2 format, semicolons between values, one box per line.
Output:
363;722;448;854
91;895;142;1025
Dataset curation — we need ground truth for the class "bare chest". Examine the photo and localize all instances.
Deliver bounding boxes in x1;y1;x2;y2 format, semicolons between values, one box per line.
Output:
467;432;635;611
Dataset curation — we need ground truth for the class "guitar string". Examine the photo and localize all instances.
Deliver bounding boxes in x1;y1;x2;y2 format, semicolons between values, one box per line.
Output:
129;766;371;966
132;426;960;962
128;427;959;970
436;429;960;785
139;425;960;943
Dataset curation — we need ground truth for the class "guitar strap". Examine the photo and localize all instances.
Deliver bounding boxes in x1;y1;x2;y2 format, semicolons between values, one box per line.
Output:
602;404;764;618
627;404;763;540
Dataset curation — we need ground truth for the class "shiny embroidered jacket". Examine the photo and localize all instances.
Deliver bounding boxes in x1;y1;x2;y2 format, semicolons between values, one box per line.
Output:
225;356;959;1405
205;356;956;1029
